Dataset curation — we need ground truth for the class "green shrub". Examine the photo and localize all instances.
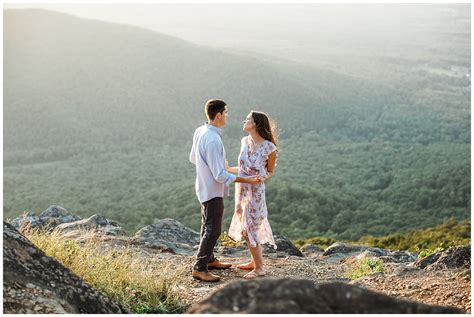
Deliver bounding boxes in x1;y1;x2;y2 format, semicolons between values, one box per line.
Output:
346;256;385;280
417;246;444;259
355;218;470;252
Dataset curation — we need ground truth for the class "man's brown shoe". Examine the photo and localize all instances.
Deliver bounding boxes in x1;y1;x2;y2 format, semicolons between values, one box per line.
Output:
192;270;220;282
208;260;232;270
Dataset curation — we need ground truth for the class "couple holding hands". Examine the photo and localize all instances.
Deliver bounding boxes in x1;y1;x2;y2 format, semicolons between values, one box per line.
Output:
189;99;278;282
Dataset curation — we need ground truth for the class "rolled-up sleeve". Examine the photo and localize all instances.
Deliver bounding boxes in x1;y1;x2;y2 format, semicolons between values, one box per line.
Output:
189;131;197;164
189;142;196;164
206;140;237;185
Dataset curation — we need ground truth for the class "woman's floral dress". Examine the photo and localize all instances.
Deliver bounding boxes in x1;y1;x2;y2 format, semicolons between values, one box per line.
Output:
228;136;277;248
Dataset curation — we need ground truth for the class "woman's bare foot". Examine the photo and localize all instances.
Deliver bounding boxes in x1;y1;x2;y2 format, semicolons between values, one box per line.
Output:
237;261;255;270
243;269;266;279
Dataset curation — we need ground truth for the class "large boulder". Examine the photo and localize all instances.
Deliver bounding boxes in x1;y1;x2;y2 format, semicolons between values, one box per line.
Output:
132;218;200;255
415;245;471;271
3;222;129;314
187;279;463;313
263;235;303;257
11;205;81;232
53;214;127;237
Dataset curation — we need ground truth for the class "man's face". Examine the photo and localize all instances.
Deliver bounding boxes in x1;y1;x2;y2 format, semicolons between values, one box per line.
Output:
216;106;229;127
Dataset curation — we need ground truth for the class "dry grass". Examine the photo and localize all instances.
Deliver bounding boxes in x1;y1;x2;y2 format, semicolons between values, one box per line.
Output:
23;228;189;313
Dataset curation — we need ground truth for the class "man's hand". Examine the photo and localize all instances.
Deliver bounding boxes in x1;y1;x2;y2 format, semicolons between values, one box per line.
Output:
247;176;263;185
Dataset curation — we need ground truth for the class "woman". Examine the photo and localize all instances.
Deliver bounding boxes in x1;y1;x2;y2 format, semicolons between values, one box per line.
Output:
227;110;279;279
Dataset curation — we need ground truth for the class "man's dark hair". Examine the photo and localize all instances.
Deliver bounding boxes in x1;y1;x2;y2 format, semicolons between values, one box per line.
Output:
205;99;227;121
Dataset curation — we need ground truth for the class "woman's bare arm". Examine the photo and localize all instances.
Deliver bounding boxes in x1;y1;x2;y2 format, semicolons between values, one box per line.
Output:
227;166;239;173
263;151;277;181
226;160;239;174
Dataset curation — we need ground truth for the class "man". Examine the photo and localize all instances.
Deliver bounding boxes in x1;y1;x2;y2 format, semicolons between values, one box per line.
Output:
189;99;262;282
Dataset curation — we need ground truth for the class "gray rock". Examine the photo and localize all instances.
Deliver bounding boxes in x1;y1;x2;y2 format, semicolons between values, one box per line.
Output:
389;263;420;276
263;235;303;257
10;211;42;230
11;206;81;232
53;214;127;237
300;244;325;256
134;218;200;245
3;222;129;314
38;205;82;229
323;242;369;256
132;238;195;255
132;218;199;255
217;244;248;256
424;245;470;271
324;243;416;263
188;279;463;314
414;252;441;269
378;250;417;263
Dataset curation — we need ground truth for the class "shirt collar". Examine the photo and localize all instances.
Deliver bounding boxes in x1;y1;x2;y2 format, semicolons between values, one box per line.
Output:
205;122;223;137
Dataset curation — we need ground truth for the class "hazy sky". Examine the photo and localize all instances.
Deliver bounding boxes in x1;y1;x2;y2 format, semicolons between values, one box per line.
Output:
5;4;470;50
4;4;470;77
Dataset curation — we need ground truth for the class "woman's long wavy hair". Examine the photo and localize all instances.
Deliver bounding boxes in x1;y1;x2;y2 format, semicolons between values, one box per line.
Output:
251;110;279;151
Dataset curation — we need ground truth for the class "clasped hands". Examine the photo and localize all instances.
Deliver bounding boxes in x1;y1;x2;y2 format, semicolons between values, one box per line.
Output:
247;175;265;185
226;160;265;185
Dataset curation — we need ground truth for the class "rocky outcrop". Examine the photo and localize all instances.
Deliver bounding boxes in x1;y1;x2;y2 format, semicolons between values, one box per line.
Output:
263;235;303;257
132;218;200;255
53;214;127;237
415;245;471;271
187;279;463;314
11;206;81;231
3;222;129;314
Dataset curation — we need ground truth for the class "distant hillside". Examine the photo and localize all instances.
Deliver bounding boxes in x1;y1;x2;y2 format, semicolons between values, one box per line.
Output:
4;9;469;155
3;9;374;153
4;9;470;240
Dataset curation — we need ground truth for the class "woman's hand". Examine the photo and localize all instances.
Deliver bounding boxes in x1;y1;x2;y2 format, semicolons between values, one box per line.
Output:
259;172;274;183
